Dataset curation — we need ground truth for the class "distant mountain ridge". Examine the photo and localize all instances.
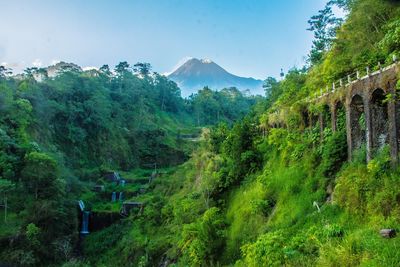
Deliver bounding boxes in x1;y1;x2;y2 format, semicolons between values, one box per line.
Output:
167;58;263;97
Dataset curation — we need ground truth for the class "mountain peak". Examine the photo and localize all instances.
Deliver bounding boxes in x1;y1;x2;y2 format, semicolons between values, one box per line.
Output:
201;59;213;64
183;58;214;65
168;58;263;97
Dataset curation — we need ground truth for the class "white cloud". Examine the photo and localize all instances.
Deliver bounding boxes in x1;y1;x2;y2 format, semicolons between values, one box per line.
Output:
82;66;98;71
51;59;61;65
2;62;22;69
201;59;212;64
32;58;42;67
0;62;25;73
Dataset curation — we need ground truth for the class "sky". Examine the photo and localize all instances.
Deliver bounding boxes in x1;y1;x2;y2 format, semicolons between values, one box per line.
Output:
0;0;336;79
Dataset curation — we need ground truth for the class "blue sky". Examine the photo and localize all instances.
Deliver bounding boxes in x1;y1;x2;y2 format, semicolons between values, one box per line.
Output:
0;0;332;79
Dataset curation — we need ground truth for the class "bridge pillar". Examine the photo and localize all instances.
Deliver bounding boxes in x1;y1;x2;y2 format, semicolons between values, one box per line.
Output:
364;95;373;162
347;93;369;162
319;113;324;139
388;98;398;164
345;101;353;161
331;104;337;132
309;111;318;130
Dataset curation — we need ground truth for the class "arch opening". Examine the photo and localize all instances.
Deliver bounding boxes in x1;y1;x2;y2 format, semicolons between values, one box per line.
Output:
370;88;388;154
335;101;346;131
310;112;319;129
350;94;366;160
301;109;310;128
322;104;331;130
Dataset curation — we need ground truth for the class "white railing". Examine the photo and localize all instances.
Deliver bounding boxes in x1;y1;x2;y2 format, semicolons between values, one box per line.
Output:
305;54;399;103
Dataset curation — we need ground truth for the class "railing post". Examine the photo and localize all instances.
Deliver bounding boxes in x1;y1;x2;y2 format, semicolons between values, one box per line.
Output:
378;62;382;72
348;75;351;84
366;66;370;76
339;79;343;87
356;71;360;79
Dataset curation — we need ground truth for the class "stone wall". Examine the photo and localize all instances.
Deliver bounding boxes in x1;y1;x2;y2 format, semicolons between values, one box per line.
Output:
314;62;400;163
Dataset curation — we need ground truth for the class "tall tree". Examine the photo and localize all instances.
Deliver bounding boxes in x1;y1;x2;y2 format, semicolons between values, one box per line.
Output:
133;62;152;76
0;65;12;78
307;2;343;65
114;61;130;75
0;178;14;222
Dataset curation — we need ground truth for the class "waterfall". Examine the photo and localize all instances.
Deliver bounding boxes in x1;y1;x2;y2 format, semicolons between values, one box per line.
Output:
111;192;117;202
119;192;124;201
120;179;126;187
78;200;85;211
80;211;90;234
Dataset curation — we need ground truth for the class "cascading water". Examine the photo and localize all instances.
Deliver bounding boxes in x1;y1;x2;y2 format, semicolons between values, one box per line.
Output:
119;192;124;201
78;200;85;211
111;192;116;202
80;211;90;235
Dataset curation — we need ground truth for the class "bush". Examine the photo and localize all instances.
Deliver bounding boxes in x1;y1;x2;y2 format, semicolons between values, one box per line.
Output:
179;207;226;266
239;231;287;267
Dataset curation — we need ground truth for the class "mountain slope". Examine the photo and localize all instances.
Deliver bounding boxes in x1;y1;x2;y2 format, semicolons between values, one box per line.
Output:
168;58;263;97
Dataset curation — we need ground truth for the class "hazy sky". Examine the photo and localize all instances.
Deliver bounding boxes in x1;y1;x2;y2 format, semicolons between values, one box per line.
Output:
1;0;333;79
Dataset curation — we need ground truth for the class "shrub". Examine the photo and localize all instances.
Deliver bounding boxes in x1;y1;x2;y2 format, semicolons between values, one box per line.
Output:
179;207;226;266
239;231;287;267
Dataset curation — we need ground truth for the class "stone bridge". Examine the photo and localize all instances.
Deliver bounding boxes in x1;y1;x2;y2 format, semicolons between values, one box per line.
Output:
306;61;400;163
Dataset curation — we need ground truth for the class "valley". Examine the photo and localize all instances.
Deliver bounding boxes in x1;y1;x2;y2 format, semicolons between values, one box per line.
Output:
2;0;400;266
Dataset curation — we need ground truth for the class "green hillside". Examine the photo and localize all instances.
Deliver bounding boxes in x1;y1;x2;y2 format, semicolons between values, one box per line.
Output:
2;0;400;266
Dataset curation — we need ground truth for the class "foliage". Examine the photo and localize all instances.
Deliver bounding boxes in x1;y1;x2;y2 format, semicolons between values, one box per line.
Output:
239;231;287;267
307;1;343;64
0;61;257;266
3;0;400;266
188;86;259;126
179;207;226;266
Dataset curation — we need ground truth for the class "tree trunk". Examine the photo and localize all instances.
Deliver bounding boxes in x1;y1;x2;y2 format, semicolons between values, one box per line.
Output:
4;196;7;223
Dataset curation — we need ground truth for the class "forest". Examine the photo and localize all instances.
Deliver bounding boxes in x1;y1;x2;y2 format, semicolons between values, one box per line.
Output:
2;0;400;266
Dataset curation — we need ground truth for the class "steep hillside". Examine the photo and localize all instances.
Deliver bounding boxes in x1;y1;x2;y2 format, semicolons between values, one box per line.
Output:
78;1;400;266
2;0;400;266
0;62;259;266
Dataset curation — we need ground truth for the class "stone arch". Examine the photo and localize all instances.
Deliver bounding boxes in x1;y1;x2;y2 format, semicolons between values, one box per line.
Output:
309;111;319;129
334;101;346;131
395;88;400;154
370;88;389;154
301;109;310;128
321;104;331;129
349;94;366;159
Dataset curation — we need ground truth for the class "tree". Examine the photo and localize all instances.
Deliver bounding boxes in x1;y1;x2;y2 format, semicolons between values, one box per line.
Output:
307;2;343;64
99;64;112;76
21;152;60;200
114;61;130;75
53;237;73;262
379;18;400;53
0;178;14;222
0;65;12;78
328;0;353;12
133;62;152;76
180;208;225;266
263;77;279;97
24;67;39;78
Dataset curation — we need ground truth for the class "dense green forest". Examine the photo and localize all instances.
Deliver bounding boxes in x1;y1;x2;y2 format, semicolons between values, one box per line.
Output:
0;61;258;266
2;0;400;266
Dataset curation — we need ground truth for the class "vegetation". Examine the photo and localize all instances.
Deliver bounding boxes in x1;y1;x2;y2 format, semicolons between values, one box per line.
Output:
2;0;400;266
0;62;256;266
